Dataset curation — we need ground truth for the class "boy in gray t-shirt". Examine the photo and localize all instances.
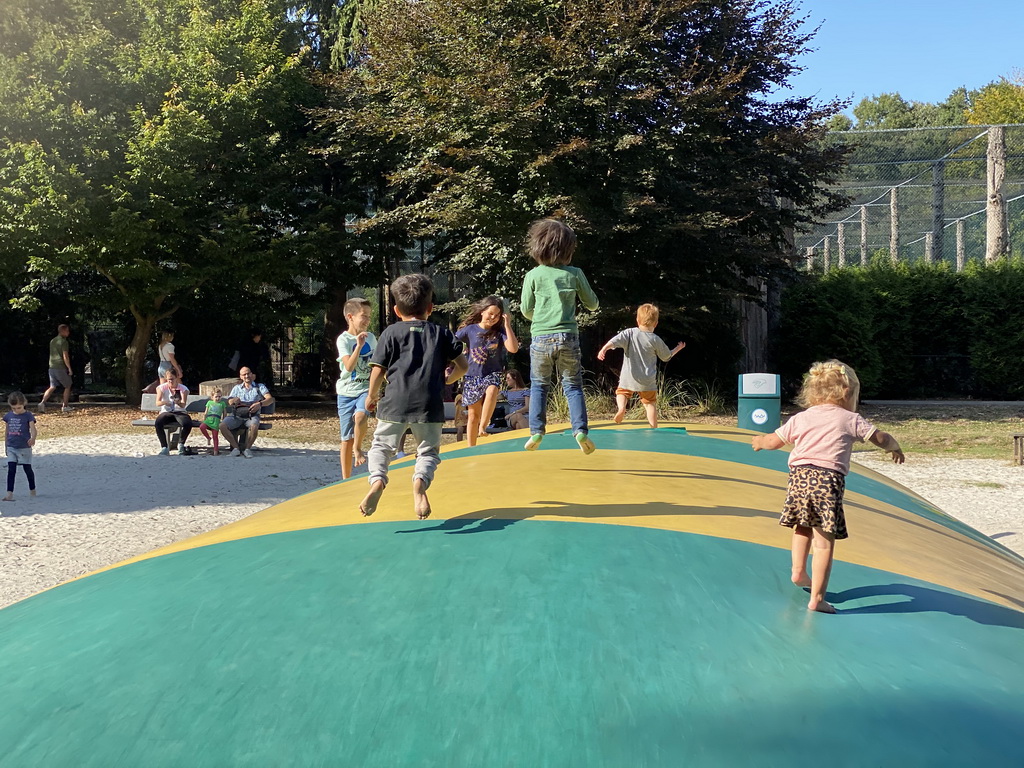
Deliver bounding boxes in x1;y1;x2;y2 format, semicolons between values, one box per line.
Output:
597;303;685;428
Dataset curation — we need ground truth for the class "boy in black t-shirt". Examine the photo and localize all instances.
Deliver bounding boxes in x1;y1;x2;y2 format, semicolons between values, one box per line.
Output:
360;274;468;519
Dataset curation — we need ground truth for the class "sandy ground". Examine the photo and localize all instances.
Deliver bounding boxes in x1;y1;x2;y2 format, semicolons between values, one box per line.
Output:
1;434;1022;609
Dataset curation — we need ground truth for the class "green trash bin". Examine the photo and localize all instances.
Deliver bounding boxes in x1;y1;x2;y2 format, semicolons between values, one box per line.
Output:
737;373;780;433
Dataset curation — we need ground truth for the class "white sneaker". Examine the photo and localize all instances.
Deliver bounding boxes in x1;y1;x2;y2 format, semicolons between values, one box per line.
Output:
158;447;170;456
61;405;73;413
178;447;188;456
37;402;45;413
243;449;254;459
230;449;241;457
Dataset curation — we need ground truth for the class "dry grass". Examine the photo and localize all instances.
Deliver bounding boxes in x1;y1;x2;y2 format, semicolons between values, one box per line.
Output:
27;402;1024;461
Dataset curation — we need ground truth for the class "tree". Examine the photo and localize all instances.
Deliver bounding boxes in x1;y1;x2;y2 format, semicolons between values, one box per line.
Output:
0;0;356;402
966;73;1024;125
317;0;846;372
851;89;972;130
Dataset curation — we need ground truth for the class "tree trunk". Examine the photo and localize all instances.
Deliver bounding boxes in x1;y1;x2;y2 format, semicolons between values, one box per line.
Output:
125;316;156;406
986;125;1009;262
322;285;351;390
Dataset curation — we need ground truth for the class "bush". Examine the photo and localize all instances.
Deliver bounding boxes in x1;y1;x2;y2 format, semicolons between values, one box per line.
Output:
774;258;1024;399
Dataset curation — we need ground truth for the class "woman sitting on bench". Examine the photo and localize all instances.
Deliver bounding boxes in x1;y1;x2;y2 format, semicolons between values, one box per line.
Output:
155;370;193;457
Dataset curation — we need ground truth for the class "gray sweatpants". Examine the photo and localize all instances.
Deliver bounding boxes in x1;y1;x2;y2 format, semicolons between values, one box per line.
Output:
367;421;443;490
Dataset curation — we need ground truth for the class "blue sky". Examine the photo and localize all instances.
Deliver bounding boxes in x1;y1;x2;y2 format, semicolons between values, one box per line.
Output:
777;0;1023;112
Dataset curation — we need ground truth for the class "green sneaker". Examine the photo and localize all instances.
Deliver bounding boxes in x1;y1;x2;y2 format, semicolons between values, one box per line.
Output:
575;433;596;455
524;434;543;451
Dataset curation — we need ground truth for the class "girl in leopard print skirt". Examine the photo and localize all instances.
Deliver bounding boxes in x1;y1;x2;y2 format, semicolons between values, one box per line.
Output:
752;361;904;614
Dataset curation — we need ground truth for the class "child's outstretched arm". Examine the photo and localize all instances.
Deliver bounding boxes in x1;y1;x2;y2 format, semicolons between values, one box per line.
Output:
596;339;615;361
364;365;385;412
671;341;686;356
869;430;905;463
447;353;469;384
751;433;784;451
575;271;599;312
520;277;535;320
502;314;520;354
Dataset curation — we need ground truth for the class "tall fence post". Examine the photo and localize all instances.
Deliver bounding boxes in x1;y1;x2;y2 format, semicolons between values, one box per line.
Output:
889;187;899;263
805;247;814;272
956;219;965;271
860;205;868;266
837;223;846;268
924;233;934;263
823;236;831;273
931;161;945;262
986;125;1009;262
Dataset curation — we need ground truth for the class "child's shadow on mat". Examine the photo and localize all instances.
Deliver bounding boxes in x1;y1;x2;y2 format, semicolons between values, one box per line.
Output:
395;499;775;535
831;584;1024;629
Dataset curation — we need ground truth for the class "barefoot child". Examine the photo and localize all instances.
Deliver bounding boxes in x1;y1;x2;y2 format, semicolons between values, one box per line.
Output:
3;392;37;502
751;360;904;614
520;218;600;454
199;388;228;455
360;274;468;519
336;297;377;478
596;303;685;428
456;295;519;446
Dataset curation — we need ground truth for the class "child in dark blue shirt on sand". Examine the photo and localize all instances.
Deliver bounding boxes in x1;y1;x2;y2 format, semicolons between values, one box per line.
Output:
4;392;37;502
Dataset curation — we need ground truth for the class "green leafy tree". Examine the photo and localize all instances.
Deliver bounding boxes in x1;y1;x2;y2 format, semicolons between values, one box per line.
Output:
318;0;846;373
966;73;1024;125
851;89;972;130
0;0;353;402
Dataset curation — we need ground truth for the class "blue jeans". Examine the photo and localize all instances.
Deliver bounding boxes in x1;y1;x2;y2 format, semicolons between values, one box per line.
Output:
529;333;588;436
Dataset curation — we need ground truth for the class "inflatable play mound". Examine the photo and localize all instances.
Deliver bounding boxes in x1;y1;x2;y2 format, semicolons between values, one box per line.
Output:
1;423;1022;766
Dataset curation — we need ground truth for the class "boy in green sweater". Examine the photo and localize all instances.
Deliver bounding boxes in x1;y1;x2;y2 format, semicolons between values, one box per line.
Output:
519;219;600;453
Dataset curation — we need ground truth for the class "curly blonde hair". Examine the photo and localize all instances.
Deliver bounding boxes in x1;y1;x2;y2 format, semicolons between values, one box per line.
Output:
796;359;860;410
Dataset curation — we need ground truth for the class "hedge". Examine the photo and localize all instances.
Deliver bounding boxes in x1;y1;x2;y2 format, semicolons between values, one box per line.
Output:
774;258;1024;399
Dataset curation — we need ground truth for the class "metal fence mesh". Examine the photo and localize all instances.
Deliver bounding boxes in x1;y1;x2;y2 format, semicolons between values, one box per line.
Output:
797;124;1024;269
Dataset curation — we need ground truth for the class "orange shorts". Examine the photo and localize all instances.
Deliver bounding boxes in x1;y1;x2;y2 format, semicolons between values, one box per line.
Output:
616;387;657;405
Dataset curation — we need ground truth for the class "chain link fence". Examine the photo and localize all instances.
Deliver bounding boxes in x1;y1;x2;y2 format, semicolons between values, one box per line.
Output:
797;124;1024;269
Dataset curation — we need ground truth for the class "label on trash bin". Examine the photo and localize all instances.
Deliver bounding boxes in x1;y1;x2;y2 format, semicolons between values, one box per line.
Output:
751;408;768;426
740;373;778;396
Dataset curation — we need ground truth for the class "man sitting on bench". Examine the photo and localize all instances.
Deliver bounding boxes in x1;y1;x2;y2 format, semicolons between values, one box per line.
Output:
220;367;274;458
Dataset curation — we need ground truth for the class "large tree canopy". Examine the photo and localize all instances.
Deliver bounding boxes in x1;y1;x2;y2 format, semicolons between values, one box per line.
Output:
0;0;357;401
318;0;846;345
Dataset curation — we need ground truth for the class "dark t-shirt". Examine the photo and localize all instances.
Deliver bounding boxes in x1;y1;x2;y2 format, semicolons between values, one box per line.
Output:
4;411;36;449
371;320;464;423
237;338;269;373
455;324;507;378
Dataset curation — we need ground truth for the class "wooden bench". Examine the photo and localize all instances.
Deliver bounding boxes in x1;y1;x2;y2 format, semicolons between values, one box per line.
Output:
1014;433;1024;466
132;394;274;451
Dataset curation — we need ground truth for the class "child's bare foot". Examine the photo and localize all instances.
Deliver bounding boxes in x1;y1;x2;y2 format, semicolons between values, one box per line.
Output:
613;409;626;424
478;432;488;439
412;477;431;519
807;600;836;614
791;572;812;588
354;450;366;467
359;480;385;517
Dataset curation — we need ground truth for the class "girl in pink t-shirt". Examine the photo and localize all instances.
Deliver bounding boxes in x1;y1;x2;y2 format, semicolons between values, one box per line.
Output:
752;360;904;614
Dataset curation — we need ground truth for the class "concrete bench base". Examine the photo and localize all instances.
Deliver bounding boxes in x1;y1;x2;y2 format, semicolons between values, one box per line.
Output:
1014;433;1024;466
